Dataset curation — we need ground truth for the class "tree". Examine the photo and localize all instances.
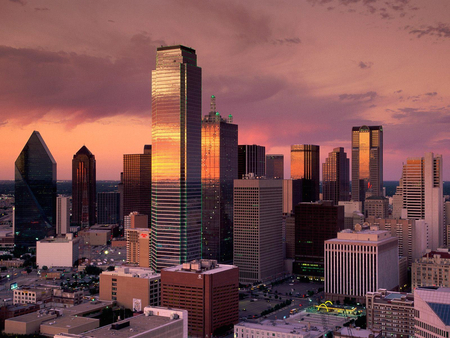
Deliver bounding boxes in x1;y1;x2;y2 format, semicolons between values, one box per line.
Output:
42;266;48;270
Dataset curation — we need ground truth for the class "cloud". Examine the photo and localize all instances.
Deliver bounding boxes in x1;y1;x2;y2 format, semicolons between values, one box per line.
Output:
409;23;450;39
339;91;377;101
271;37;301;45
425;92;437;96
34;7;49;11
0;33;165;128
9;0;26;5
358;61;373;69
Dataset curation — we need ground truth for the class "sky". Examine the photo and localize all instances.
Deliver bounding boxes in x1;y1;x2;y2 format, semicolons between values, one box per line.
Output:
1;0;450;180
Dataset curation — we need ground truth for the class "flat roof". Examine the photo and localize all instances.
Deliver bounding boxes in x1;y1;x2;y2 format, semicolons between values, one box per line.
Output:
63;300;114;317
163;263;237;275
6;311;56;323
41;315;98;329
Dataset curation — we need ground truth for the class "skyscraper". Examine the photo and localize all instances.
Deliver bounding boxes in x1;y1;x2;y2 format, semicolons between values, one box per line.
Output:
123;146;151;227
56;196;70;235
266;154;284;179
290;144;320;202
322;147;350;204
351;126;383;205
14;131;56;249
151;45;202;272
397;153;443;250
97;192;120;225
72;145;96;227
238;145;265;178
201;95;238;263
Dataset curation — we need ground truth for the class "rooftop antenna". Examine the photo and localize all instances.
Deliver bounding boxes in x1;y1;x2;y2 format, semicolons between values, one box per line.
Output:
210;95;216;113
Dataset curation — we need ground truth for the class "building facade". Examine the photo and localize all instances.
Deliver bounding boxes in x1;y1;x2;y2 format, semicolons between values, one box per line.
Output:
161;260;238;338
414;287;450;338
266;154;284;179
97;192;120;225
322;147;350;204
14;131;56;249
123;146;152;228
351;126;383;206
412;249;450;290
325;226;399;303
233;179;284;284
126;228;151;268
238;145;265;178
290;144;320;202
36;233;80;268
201;95;238;263
151;45;202;272
72;145;96;227
56;196;70;235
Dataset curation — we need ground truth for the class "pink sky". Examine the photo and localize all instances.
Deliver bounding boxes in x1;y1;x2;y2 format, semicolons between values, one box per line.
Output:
1;0;450;180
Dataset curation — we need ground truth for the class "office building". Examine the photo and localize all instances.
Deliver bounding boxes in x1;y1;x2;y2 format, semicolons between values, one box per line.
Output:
366;216;428;267
412;248;450;290
238;145;265;178
99;266;160;310
338;201;363;229
364;196;389;218
266;154;284;179
294;201;344;279
36;233;80;268
97;192;120;225
291;144;320;202
161;260;238;338
126;228;151;267
366;289;415;337
396;153;443;250
322;147;350;204
282;179;302;214
124;211;149;230
235;319;327;338
151;45;202;272
414;287;450;338
14;131;56;249
13;287;52;305
56;196;70;235
123;146;151;228
325;225;399;303
351;126;383;206
233;179;284;284
201;95;238;263
72;146;96;227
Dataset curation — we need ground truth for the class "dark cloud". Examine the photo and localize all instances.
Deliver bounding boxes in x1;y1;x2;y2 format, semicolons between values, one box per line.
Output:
339;91;377;101
394;89;403;93
108;20;115;23
34;7;49;11
0;34;165;127
358;61;373;69
409;23;450;39
425;92;438;96
9;0;26;5
271;38;301;45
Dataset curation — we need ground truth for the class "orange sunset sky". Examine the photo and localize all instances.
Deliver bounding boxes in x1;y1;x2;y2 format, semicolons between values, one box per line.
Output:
1;0;450;180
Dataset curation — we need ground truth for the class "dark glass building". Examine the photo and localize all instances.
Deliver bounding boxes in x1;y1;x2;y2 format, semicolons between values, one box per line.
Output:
290;144;320;202
201;95;238;263
14;131;56;249
72;146;96;227
151;45;202;272
238;144;265;178
293;201;344;280
123;146;151;227
322;147;350;204
97;192;121;224
266;154;284;179
351;126;383;206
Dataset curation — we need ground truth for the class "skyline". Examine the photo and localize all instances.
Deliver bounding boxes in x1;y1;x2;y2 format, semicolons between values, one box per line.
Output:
2;0;450;180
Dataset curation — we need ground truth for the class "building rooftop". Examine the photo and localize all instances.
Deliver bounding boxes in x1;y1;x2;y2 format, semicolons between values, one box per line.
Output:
6;310;56;323
40;315;99;330
163;260;237;275
101;266;159;279
62;300;114;317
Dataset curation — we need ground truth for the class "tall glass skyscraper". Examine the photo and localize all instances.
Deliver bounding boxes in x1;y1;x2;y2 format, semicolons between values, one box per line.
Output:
72;145;96;227
322;147;350;204
266;154;284;179
290;144;320;202
351;126;383;205
238;145;265;178
202;95;238;263
151;45;202;272
14;131;56;249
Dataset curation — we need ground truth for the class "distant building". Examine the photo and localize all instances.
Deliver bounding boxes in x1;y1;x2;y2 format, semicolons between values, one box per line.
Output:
338;201;363;229
322;147;350;204
72;145;96;227
266;154;284;179
161;260;238;338
412;248;450;290
36;233;80;268
201;96;238;263
14;131;56;249
282;179;303;214
126;228;151;268
124;211;149;230
364;196;389;218
56;196;70;235
97;192;120;225
291;144;320;202
238;144;265;178
294;201;344;280
99;266;160;310
414;287;450;338
325;225;399;303
351;126;383;207
366;289;415;337
233;179;284;284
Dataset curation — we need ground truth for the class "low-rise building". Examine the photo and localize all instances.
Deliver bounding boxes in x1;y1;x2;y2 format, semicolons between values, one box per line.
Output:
37;233;80;268
366;289;415;337
4;310;57;335
78;229;111;246
13;287;52;305
52;289;84;306
40;316;99;336
99;266;160;311
412;248;450;290
414;287;450;338
235;319;326;338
